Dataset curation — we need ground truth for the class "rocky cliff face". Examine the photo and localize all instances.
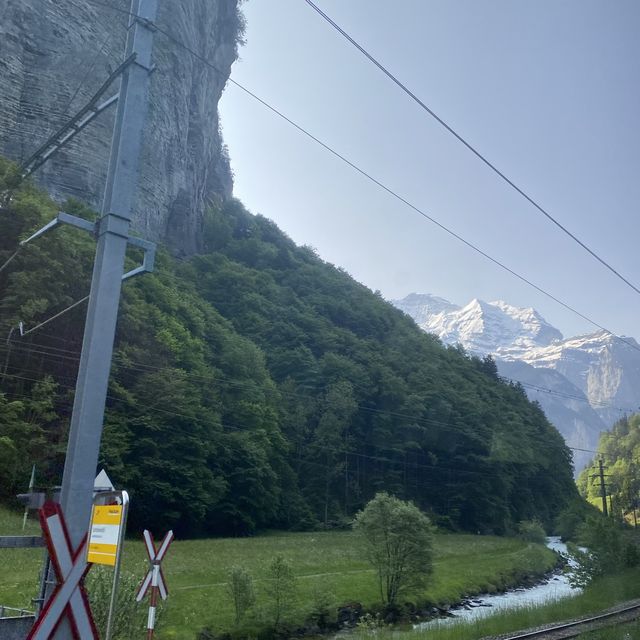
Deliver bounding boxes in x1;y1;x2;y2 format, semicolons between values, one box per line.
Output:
0;0;241;254
394;293;640;472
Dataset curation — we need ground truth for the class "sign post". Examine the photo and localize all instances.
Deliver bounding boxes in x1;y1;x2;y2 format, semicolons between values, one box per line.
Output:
88;486;129;640
136;529;174;639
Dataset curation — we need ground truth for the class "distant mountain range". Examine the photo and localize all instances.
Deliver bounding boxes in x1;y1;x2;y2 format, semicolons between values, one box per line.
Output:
392;294;640;472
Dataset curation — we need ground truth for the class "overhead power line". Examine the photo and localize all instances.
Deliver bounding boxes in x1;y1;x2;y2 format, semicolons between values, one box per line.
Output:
24;0;640;364
301;0;640;298
2;338;637;437
0;369;591;478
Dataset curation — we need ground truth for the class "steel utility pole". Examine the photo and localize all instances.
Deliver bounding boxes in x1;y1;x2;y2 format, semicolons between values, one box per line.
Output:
50;1;157;636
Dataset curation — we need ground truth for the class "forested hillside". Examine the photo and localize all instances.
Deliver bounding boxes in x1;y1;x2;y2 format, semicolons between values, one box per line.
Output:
577;413;640;522
0;159;577;537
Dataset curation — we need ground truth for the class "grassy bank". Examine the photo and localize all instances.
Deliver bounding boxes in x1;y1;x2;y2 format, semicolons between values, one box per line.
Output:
379;569;640;640
0;507;556;639
577;620;640;639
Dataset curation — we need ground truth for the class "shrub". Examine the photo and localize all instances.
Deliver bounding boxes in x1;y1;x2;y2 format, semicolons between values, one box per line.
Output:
267;555;296;629
86;565;151;639
308;585;334;629
517;519;546;544
227;565;256;625
569;515;640;587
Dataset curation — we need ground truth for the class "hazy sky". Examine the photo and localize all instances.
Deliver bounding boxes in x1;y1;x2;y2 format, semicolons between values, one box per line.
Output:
219;0;640;340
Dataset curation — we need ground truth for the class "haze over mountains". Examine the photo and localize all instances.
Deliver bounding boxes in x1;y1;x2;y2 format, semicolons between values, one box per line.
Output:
393;294;640;472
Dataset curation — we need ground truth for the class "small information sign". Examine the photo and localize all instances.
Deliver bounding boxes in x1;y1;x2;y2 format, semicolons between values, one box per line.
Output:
87;504;123;566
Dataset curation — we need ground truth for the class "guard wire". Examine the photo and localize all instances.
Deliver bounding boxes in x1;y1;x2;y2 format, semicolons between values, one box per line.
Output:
302;0;640;298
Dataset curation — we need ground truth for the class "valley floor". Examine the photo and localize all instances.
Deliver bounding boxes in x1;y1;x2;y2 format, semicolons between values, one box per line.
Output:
1;507;557;639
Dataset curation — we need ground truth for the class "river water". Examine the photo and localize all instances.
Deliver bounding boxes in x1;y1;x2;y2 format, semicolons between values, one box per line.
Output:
414;536;581;630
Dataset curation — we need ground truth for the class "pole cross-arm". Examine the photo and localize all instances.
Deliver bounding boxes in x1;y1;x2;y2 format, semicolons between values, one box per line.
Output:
12;211;156;338
21;54;137;179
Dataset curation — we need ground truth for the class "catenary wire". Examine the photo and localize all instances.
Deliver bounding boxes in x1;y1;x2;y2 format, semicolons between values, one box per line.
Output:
0;370;578;480
0;372;512;482
79;0;640;362
0;342;616;464
0;317;638;414
2;337;637;423
5;322;638;414
1;320;637;412
301;0;640;298
1;1;635;447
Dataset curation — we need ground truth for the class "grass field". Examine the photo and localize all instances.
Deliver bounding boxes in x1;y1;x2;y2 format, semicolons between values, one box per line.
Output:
0;507;556;639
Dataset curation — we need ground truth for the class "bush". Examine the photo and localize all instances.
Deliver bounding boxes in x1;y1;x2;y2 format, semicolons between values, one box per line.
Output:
86;565;151;639
267;555;296;629
517;519;546;544
308;585;334;629
227;566;256;625
354;492;434;605
569;515;640;587
554;502;587;541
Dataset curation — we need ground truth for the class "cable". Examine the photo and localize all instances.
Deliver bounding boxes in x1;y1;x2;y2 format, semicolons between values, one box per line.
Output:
62;33;113;116
18;0;640;366
3;2;635;454
3;338;635;437
19;296;89;337
135;7;640;360
0;248;21;274
301;0;640;298
512;379;635;412
0;346;585;481
0;370;570;481
1;308;639;415
0;339;570;460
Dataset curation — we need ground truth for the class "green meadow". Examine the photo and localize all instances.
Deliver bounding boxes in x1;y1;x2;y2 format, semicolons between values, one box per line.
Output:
1;506;556;638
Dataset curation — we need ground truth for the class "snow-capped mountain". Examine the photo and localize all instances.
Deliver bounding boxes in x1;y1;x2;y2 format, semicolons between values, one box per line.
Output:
393;294;640;472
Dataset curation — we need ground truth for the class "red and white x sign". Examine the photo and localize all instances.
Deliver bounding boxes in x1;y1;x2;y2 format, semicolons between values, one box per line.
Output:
136;529;174;602
28;502;98;640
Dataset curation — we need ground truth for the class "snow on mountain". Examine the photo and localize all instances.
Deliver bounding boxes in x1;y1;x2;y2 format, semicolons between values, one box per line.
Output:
393;293;459;326
392;293;640;472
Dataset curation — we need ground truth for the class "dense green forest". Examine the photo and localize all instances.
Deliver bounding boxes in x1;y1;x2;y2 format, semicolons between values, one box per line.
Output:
577;413;640;523
0;158;577;537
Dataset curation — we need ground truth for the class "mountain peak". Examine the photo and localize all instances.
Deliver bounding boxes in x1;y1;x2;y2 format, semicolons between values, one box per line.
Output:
394;295;563;355
392;292;640;473
392;293;459;326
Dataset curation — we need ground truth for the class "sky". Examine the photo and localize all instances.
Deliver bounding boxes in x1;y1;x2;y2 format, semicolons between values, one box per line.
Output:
219;0;640;340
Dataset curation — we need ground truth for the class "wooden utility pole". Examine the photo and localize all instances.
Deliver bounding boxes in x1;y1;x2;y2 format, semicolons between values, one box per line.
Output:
598;458;608;517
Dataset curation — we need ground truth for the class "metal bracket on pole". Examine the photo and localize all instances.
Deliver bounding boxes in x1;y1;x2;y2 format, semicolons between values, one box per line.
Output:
123;236;156;280
11;212;156;339
20;211;155;278
21;54;137;179
20;212;96;246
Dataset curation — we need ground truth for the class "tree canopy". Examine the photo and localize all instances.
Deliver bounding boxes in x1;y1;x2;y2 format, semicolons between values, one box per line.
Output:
0;158;577;537
577;413;640;524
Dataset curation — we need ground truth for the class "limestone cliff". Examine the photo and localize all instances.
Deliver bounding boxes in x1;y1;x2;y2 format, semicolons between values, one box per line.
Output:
0;0;242;254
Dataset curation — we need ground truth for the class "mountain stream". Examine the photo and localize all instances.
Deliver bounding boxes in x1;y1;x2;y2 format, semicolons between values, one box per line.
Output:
414;536;581;631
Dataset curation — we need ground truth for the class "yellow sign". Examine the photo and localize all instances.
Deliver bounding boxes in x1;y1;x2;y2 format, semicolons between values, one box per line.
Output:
87;505;123;566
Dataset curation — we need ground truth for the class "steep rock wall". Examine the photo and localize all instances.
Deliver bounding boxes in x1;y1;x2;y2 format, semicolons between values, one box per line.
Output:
0;0;241;254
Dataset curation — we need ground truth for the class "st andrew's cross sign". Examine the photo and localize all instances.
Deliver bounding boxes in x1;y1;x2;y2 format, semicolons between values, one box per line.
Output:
27;502;98;640
136;529;174;638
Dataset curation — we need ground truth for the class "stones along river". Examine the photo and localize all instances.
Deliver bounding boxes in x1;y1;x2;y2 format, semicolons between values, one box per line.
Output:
415;537;581;631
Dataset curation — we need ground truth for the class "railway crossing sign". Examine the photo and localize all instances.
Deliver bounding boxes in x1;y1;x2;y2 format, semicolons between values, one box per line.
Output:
27;502;98;640
136;529;174;638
